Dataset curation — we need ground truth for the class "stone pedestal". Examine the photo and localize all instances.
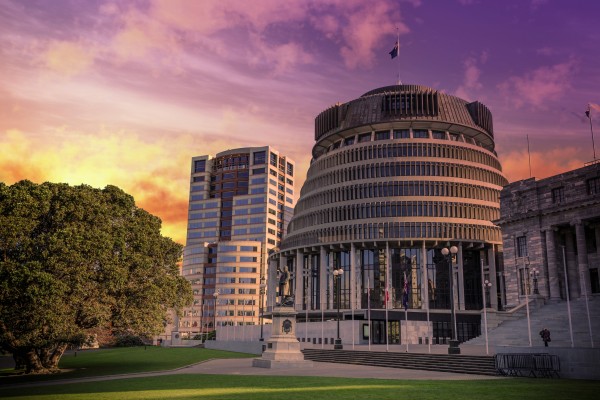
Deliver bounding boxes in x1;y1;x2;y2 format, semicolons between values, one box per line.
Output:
252;306;313;369
448;339;461;354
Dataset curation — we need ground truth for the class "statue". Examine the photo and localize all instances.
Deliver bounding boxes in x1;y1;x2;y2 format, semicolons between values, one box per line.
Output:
278;265;292;306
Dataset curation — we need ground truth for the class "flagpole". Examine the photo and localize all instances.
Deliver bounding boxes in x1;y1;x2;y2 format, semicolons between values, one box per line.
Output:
367;274;371;351
385;243;390;352
404;271;409;353
396;27;401;85
587;104;596;160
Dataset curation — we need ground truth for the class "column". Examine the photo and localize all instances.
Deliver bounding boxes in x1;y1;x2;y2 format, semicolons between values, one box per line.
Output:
544;229;560;300
295;249;304;308
319;246;327;311
575;222;591;297
457;244;465;310
350;243;357;310
487;246;498;310
565;228;581;298
421;241;428;310
328;248;334;309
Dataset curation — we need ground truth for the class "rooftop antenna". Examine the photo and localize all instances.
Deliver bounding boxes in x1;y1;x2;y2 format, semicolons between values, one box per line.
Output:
586;104;596;160
527;135;532;178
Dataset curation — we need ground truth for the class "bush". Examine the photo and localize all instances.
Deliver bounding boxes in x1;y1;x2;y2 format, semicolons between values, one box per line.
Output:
114;335;145;347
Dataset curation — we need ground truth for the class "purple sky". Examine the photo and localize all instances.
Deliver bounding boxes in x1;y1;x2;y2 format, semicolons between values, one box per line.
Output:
1;0;598;243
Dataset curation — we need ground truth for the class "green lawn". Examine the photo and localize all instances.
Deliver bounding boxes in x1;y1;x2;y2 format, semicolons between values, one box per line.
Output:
0;347;253;385
1;374;599;400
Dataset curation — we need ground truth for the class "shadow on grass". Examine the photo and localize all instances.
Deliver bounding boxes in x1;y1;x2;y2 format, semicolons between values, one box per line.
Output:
1;374;599;400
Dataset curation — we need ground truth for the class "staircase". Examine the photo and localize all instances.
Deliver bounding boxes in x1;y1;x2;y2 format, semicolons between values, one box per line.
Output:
301;349;497;376
466;297;599;348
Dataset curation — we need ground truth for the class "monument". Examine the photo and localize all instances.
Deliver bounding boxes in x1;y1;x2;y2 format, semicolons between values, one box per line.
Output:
253;266;313;369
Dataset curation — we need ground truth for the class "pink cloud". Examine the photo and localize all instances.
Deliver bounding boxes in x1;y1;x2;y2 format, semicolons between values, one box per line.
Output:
498;59;578;108
454;53;486;101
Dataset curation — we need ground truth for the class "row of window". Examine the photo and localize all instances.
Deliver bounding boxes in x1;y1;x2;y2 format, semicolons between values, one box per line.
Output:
283;221;502;249
295;180;500;214
204;288;257;295
289;201;500;232
312;141;502;174
303;161;506;193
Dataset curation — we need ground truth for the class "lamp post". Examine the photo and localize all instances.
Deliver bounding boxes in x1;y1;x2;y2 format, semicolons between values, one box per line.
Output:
333;267;344;349
441;246;460;354
530;267;539;295
212;290;219;340
259;276;266;341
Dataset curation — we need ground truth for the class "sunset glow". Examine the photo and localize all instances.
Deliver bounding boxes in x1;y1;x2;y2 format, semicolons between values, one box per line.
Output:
1;0;598;244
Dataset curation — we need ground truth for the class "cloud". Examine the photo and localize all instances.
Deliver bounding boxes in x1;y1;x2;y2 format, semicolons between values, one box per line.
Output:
500;146;586;182
498;59;578;108
43;41;95;75
454;53;486;101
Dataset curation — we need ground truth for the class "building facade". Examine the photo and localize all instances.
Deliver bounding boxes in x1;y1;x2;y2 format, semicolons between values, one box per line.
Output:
496;161;600;306
179;146;296;337
267;84;509;344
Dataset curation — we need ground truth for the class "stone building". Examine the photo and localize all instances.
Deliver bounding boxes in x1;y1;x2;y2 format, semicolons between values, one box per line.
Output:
496;161;600;306
267;84;509;345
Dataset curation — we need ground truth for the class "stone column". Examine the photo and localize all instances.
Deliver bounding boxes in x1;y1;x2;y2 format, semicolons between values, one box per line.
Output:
319;246;327;311
350;243;357;310
328;248;334;309
544;229;560;300
457;244;465;311
487;246;498;310
575;222;591;297
565;228;581;298
295;249;304;309
422;241;428;310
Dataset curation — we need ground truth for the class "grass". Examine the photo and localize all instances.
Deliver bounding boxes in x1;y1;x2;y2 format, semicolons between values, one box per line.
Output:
0;347;254;385
1;374;599;400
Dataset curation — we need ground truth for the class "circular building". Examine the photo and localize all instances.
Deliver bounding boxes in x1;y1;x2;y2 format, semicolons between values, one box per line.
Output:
268;84;508;345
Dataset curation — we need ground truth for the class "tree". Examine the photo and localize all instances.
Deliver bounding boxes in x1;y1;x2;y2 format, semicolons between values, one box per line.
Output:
0;181;192;374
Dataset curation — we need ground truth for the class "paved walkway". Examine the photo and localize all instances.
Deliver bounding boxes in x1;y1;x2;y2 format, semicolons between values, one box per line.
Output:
1;356;502;389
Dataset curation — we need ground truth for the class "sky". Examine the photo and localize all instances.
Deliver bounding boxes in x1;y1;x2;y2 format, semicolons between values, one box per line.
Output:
1;0;599;245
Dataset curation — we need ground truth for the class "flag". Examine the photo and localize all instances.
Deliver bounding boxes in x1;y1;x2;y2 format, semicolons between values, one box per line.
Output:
586;105;591;118
402;271;409;311
389;41;398;59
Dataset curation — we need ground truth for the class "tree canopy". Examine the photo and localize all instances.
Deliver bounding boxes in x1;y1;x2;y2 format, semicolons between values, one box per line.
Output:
0;181;192;373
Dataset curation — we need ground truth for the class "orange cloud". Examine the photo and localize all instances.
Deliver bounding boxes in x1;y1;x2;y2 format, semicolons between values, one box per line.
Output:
43;41;95;75
500;146;587;183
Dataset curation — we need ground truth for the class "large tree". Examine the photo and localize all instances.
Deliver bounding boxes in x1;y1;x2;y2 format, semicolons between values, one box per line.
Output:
0;181;192;374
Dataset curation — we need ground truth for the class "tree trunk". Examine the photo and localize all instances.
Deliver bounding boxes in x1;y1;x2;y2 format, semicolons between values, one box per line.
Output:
23;348;51;374
39;343;68;371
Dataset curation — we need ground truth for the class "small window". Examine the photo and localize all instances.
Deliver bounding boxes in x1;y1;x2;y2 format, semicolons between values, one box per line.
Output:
194;160;206;173
358;133;371;143
587;177;600;195
252;167;265;175
393;129;410;139
344;136;355;146
286;162;294;176
375;131;390;140
413;129;428;138
432;131;446;140
551;187;565;203
516;236;528;257
253;151;266;165
331;141;341;149
270;152;278;166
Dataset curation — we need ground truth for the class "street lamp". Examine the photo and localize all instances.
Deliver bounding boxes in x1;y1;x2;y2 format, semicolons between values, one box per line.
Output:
259;276;267;341
212;290;219;340
333;267;344;350
530;267;539;295
441;246;460;354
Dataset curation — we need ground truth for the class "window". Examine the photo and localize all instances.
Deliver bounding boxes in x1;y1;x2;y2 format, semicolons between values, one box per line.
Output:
393;129;410;139
358;133;371;143
344;136;355;146
516;236;528;257
193;176;205;182
587;177;600;195
270;152;277;166
432;131;445;140
194;160;206;173
253;167;265;175
413;129;428;138
240;256;257;262
253;151;266;165
286;162;294;176
551;187;565;203
240;246;257;252
375;131;390;140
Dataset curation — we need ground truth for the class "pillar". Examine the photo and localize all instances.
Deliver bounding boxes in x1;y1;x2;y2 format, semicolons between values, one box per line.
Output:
575;222;591;297
319;246;327;311
421;241;428;310
350;243;357;310
295;249;304;308
544;229;560;300
565;228;580;298
457;244;465;310
487;246;498;310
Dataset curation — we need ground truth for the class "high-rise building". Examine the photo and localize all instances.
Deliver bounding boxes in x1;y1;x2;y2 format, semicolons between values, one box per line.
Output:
268;84;508;344
179;146;296;337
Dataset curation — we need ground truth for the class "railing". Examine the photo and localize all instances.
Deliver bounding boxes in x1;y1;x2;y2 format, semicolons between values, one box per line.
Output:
495;353;560;378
